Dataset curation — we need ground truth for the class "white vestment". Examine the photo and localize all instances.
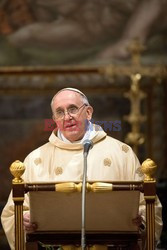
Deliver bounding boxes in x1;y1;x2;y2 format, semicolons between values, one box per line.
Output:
1;126;163;249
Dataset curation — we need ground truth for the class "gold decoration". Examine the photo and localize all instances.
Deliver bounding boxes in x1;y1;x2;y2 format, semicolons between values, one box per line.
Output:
101;39;166;154
23;205;29;211
13;197;24;202
34;158;42;165
54;182;113;193
55;182;82;192
127;38;145;66
122;145;129;153
124;73;146;154
55;167;63;175
52;181;145;193
135;166;144;177
141;158;157;181
103;158;111;166
10;160;25;184
87;182;113;192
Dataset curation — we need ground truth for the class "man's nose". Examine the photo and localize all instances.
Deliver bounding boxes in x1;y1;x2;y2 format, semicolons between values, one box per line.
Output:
64;111;72;119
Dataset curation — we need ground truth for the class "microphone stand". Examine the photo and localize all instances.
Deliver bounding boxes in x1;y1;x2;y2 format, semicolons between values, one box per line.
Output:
81;150;88;250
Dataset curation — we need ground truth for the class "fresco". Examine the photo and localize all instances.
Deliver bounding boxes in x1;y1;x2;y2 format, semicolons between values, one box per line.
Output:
0;0;167;66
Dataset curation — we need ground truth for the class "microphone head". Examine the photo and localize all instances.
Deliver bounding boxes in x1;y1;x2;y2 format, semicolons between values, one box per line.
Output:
82;139;93;154
82;139;92;146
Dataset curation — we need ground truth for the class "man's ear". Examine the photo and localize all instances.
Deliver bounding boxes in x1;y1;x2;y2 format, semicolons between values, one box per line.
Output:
86;106;93;120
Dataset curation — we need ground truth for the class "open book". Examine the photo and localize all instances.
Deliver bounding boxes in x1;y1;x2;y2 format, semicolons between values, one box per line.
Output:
30;188;140;232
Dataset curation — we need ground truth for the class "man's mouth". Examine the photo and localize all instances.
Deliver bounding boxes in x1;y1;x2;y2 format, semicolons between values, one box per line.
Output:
64;123;77;131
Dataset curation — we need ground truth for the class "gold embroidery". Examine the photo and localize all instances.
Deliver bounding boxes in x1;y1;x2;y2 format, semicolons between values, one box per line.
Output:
34;158;42;165
122;145;129;153
94;124;102;131
55;167;63;175
136;166;144;177
104;158;111;167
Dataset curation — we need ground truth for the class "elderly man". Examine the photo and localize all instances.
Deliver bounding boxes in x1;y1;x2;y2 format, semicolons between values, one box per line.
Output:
1;88;162;249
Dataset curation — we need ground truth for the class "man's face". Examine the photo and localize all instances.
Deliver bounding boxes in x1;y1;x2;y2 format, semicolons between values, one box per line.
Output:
52;90;93;142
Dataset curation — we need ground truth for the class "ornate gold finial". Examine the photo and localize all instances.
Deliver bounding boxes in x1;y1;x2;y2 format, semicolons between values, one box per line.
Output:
141;158;157;181
10;160;25;184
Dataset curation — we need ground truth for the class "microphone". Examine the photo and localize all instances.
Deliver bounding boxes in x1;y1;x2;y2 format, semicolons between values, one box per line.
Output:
81;139;93;250
82;139;93;155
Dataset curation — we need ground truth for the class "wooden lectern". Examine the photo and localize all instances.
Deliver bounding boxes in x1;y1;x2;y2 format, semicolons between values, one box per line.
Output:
10;158;157;250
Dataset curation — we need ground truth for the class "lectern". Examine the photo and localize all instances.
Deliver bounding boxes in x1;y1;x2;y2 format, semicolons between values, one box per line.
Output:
10;158;157;250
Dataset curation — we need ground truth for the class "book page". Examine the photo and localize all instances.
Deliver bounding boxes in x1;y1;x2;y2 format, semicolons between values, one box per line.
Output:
30;190;140;232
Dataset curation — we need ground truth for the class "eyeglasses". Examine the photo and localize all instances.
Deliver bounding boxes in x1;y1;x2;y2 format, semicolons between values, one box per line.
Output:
54;104;87;119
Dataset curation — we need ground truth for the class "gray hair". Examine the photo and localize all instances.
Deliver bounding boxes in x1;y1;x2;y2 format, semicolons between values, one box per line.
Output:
51;87;90;112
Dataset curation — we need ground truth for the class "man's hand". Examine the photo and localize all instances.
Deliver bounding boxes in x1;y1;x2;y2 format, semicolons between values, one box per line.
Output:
132;215;145;230
23;212;37;232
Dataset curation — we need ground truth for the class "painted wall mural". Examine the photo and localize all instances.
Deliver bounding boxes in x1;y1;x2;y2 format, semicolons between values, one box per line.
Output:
0;0;167;66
